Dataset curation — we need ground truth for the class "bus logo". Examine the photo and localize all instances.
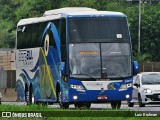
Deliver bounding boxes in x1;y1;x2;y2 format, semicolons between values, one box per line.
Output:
44;34;49;56
18;50;33;66
2;112;11;118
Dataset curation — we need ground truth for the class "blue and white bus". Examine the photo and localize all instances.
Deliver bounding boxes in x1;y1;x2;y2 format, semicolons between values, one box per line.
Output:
16;7;138;109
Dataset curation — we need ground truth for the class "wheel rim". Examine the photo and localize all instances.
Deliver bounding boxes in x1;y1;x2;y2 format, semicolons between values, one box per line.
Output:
32;95;34;104
58;91;62;107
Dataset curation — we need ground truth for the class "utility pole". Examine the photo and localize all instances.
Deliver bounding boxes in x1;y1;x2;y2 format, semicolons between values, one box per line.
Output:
138;0;142;53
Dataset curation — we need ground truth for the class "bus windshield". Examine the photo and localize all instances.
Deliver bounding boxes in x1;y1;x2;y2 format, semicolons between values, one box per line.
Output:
68;17;129;43
69;43;131;79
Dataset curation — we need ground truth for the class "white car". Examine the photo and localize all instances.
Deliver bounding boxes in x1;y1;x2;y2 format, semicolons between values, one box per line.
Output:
128;72;160;107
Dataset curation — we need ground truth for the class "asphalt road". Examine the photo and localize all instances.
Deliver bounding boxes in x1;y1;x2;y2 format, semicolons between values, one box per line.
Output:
91;103;160;111
2;102;160;112
49;103;160;111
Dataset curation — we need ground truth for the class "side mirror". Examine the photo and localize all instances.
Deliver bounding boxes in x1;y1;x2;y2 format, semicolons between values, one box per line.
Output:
134;83;140;87
61;62;65;74
133;61;138;75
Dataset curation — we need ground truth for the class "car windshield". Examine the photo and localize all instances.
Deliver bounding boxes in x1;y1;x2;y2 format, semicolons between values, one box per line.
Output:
142;74;160;85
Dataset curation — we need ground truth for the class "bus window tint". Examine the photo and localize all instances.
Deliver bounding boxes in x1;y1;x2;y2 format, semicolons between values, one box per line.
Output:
68;17;129;43
60;19;66;62
17;25;32;49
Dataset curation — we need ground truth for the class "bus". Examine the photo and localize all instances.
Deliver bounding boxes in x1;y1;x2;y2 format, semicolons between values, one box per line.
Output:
16;7;138;109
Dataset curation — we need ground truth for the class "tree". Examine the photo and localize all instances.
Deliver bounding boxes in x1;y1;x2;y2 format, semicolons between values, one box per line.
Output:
0;0;160;61
0;20;15;48
134;53;152;63
140;3;160;61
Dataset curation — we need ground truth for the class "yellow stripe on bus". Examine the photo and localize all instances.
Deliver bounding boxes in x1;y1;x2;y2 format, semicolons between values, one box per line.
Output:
40;48;57;99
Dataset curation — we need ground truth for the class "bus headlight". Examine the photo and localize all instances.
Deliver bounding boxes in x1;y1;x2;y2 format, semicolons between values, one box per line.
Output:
143;89;152;93
126;94;130;98
73;96;78;100
70;84;85;92
119;83;132;90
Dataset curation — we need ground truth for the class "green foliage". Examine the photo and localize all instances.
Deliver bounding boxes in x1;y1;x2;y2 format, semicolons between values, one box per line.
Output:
0;104;52;111
60;0;96;8
0;1;160;61
15;0;59;19
1;105;160;120
0;20;15;48
134;53;152;63
140;4;160;61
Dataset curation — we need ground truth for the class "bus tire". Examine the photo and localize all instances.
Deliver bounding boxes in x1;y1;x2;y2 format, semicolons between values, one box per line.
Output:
75;103;91;109
58;91;69;109
111;101;121;109
25;83;29;104
29;83;34;104
128;101;134;107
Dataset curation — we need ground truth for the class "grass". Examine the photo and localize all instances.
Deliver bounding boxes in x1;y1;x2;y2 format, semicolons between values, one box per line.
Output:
0;104;53;111
0;104;160;120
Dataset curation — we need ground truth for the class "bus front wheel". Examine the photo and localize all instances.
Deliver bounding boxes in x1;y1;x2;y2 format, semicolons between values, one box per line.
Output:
111;101;121;109
57;91;69;109
128;101;134;107
75;103;91;109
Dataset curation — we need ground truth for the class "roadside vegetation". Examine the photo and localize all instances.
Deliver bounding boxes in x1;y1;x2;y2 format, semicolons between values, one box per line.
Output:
0;0;160;61
0;104;160;120
0;0;160;62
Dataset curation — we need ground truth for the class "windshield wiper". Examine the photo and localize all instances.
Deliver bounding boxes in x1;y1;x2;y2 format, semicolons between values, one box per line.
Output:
107;73;124;79
72;73;97;81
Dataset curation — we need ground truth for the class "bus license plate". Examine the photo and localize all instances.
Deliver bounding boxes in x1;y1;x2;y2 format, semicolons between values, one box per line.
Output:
98;96;107;100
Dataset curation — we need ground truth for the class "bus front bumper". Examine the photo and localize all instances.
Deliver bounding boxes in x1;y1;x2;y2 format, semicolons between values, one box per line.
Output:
68;88;132;103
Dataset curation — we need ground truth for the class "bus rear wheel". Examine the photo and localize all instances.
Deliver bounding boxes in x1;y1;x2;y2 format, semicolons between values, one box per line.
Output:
111;101;121;109
29;84;34;104
25;83;29;104
57;91;69;109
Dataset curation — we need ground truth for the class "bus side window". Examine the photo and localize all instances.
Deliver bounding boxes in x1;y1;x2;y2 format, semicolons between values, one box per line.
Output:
60;19;66;62
60;19;67;73
38;22;46;46
17;26;23;49
17;25;32;49
32;24;39;48
39;21;58;50
50;20;59;50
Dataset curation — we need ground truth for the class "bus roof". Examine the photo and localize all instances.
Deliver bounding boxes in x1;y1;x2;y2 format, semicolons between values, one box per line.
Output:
17;14;61;26
17;7;126;26
43;7;97;16
43;7;124;17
